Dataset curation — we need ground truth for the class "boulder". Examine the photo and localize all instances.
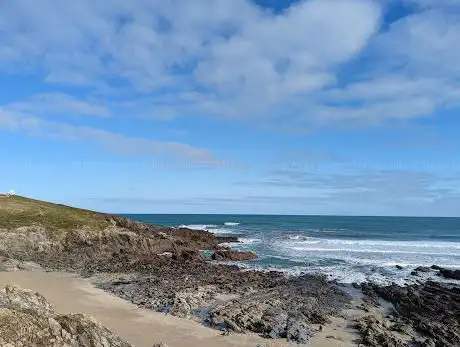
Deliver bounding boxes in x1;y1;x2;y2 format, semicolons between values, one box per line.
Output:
0;285;133;347
0;285;54;317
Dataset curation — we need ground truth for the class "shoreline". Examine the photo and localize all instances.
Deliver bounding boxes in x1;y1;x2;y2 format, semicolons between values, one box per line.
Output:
0;270;361;347
1;197;459;346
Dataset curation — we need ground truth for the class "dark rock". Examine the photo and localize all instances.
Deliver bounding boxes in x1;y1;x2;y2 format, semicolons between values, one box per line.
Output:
211;250;257;261
414;266;431;273
172;249;204;263
262;308;288;339
216;236;239;244
286;315;313;344
205;274;349;343
368;281;460;346
356;315;406;347
439;268;460;280
431;265;443;270
395;265;404;270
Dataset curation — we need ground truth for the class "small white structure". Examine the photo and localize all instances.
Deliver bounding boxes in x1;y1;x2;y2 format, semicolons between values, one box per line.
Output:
6;190;16;197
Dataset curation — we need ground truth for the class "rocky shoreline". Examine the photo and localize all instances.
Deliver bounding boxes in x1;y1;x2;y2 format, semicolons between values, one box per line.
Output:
1;201;459;346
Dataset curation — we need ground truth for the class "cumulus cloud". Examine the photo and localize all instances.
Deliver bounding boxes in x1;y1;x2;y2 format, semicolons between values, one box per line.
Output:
0;0;459;127
0;0;383;123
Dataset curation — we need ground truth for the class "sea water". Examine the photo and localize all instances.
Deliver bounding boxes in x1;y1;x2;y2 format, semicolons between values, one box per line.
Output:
125;214;460;285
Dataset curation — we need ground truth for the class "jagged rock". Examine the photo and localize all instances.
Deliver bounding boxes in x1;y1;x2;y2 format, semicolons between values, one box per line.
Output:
261;308;288;339
211;250;257;261
363;281;460;346
172;249;205;263
0;285;133;347
208;275;348;343
170;286;216;317
216;236;239;244
356;315;406;347
439;268;460;280
57;313;132;347
0;285;54;317
286;316;313;344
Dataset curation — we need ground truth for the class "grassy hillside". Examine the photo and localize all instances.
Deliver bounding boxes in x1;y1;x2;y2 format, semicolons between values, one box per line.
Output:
0;196;109;231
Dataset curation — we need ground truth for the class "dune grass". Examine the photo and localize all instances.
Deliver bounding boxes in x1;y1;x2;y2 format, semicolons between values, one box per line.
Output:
0;196;109;231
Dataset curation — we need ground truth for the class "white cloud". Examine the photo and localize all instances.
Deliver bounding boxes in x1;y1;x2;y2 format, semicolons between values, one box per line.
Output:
0;0;382;122
0;108;216;163
0;0;459;126
7;93;109;118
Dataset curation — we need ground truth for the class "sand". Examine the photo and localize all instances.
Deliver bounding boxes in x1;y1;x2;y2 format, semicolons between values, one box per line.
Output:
0;271;360;347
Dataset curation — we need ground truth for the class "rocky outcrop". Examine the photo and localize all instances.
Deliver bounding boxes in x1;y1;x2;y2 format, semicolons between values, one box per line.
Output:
209;275;345;344
170;286;216;318
0;284;133;347
0;198;353;344
361;281;460;347
215;236;239;244
356;315;406;347
0;216;231;273
0;256;42;272
439;268;460;280
98;266;350;344
211;250;257;261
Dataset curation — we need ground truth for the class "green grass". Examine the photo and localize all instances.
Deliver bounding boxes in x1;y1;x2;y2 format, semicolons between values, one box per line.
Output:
0;196;110;231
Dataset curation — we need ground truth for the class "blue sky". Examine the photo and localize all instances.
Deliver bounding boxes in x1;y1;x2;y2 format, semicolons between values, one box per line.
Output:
1;0;460;216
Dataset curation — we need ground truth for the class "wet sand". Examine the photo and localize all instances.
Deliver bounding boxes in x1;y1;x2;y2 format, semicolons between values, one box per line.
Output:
0;271;359;347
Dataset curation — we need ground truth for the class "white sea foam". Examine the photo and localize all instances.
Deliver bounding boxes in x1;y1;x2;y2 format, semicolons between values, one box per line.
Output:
283;237;460;250
239;238;262;244
224;222;240;226
288;235;302;240
271;236;460;282
211;228;236;234
178;224;217;230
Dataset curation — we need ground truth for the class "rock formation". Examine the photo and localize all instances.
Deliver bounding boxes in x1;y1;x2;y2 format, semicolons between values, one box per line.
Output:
0;284;133;347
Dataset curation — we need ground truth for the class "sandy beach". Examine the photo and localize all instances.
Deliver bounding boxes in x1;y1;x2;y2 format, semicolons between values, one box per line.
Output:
0;270;359;347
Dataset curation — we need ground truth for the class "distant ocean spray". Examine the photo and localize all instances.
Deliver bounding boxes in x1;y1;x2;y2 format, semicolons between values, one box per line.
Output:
125;214;460;285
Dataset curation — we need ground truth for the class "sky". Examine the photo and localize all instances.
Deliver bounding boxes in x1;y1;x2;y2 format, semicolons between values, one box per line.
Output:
1;0;460;216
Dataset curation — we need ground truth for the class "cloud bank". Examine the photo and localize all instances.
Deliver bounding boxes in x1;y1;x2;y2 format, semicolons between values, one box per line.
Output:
2;0;458;127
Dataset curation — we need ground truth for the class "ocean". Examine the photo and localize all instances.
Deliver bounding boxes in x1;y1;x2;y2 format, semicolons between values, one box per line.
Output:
125;214;460;285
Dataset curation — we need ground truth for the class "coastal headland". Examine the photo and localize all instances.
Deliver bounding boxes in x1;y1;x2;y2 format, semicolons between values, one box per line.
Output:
0;196;458;346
